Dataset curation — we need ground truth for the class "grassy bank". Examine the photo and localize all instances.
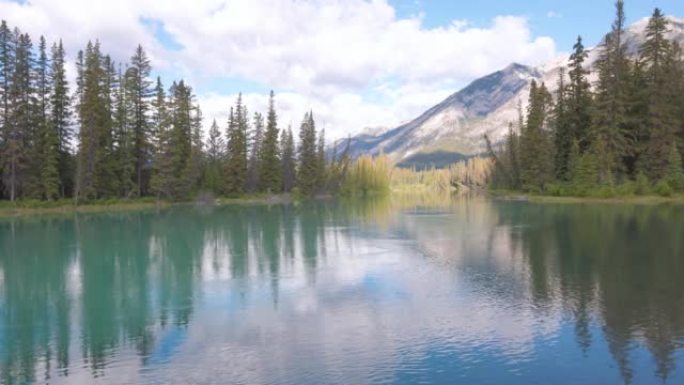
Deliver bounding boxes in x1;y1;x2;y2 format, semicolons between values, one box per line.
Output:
0;194;298;218
489;190;684;204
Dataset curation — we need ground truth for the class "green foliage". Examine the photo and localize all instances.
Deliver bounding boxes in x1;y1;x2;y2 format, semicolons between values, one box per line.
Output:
616;181;637;196
258;91;282;193
341;155;391;196
520;81;554;191
296;112;320;196
635;172;651;195
246;112;263;192
488;4;684;200
204;119;224;194
666;142;684;191
654;179;673;197
281;127;296;192
224;96;248;196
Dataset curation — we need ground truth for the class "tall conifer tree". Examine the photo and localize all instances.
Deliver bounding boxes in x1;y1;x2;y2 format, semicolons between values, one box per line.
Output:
258;90;281;192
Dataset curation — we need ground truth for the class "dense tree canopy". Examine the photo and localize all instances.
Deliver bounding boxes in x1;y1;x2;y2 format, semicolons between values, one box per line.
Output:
491;3;684;196
0;20;334;201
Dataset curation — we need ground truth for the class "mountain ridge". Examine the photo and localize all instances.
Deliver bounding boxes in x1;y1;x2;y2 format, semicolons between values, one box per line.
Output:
335;15;684;167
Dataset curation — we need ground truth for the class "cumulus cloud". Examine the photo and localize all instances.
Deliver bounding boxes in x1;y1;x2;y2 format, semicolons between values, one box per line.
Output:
0;0;557;139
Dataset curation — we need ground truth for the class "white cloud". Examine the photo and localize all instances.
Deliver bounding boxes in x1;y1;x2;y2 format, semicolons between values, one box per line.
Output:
0;0;557;140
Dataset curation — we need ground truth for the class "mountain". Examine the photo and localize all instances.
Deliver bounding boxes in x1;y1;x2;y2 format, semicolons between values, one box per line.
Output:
335;16;684;168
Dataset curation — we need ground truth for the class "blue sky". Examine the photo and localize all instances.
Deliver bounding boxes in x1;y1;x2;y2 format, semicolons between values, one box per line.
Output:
392;0;684;50
1;0;683;138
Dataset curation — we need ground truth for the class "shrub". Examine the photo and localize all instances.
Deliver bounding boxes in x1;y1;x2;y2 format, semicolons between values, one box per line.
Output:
668;175;684;193
588;185;616;198
635;172;650;195
654;180;674;197
544;183;563;197
615;181;637;196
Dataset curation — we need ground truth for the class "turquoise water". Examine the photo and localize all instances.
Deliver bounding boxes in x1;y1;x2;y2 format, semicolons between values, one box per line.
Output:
1;198;684;384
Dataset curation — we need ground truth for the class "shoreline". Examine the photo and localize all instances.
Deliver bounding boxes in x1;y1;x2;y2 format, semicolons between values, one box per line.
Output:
0;194;298;218
489;192;684;204
3;190;684;218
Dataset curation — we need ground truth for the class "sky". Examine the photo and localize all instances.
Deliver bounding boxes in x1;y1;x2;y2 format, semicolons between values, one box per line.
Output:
1;0;683;140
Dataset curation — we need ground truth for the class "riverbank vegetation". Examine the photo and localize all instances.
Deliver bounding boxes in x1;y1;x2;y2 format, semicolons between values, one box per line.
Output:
391;157;493;193
0;20;352;205
488;3;684;199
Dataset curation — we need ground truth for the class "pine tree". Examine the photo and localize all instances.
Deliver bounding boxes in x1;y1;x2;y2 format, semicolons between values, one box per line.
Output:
247;112;263;192
258;90;281;193
4;31;35;200
665;142;684;191
76;41;115;200
180;104;203;197
224;94;248;196
37;36;60;200
205;119;224;194
520;81;554;191
637;9;678;180
567;36;592;150
297;112;319;195
165;80;193;199
316;128;326;189
567;139;581;183
281;126;296;192
592;0;630;180
49;40;72;198
99;54;118;197
150;77;171;198
113;65;135;197
553;67;571;180
0;21;14;199
506;123;521;189
126;45;152;196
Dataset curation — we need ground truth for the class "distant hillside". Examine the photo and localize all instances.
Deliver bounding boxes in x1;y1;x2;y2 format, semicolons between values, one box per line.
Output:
333;15;684;164
396;151;469;170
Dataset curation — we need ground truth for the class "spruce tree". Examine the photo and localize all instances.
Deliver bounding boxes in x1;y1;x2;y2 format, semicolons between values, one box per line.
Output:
37;36;60;199
247;112;263;192
553;67;571;180
76;42;115;200
567;139;581;183
592;0;630;180
297;112;319;195
49;40;72;198
99;54;118;197
224;95;248;195
166;80;193;199
150;77;171;198
567;36;592;150
637;9;678;180
258;90;281;193
113;65;135;197
666;142;684;191
126;45;152;196
0;21;14;199
506;123;521;189
520;81;554;191
281;126;296;192
181;105;203;197
205;119;224;194
316;128;326;189
4;31;35;200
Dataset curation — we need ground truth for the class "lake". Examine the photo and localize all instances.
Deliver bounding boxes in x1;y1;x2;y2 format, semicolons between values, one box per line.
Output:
1;197;684;385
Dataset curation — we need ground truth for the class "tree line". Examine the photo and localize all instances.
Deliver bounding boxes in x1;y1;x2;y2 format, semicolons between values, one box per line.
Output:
490;2;684;196
0;20;344;203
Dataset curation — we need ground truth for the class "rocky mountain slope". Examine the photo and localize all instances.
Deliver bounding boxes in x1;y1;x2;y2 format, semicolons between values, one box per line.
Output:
335;16;684;166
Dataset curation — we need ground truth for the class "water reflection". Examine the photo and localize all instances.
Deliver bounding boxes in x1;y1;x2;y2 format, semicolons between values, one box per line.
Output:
0;199;683;384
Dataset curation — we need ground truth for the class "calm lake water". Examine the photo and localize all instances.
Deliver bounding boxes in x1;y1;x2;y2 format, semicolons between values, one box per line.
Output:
1;197;684;385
